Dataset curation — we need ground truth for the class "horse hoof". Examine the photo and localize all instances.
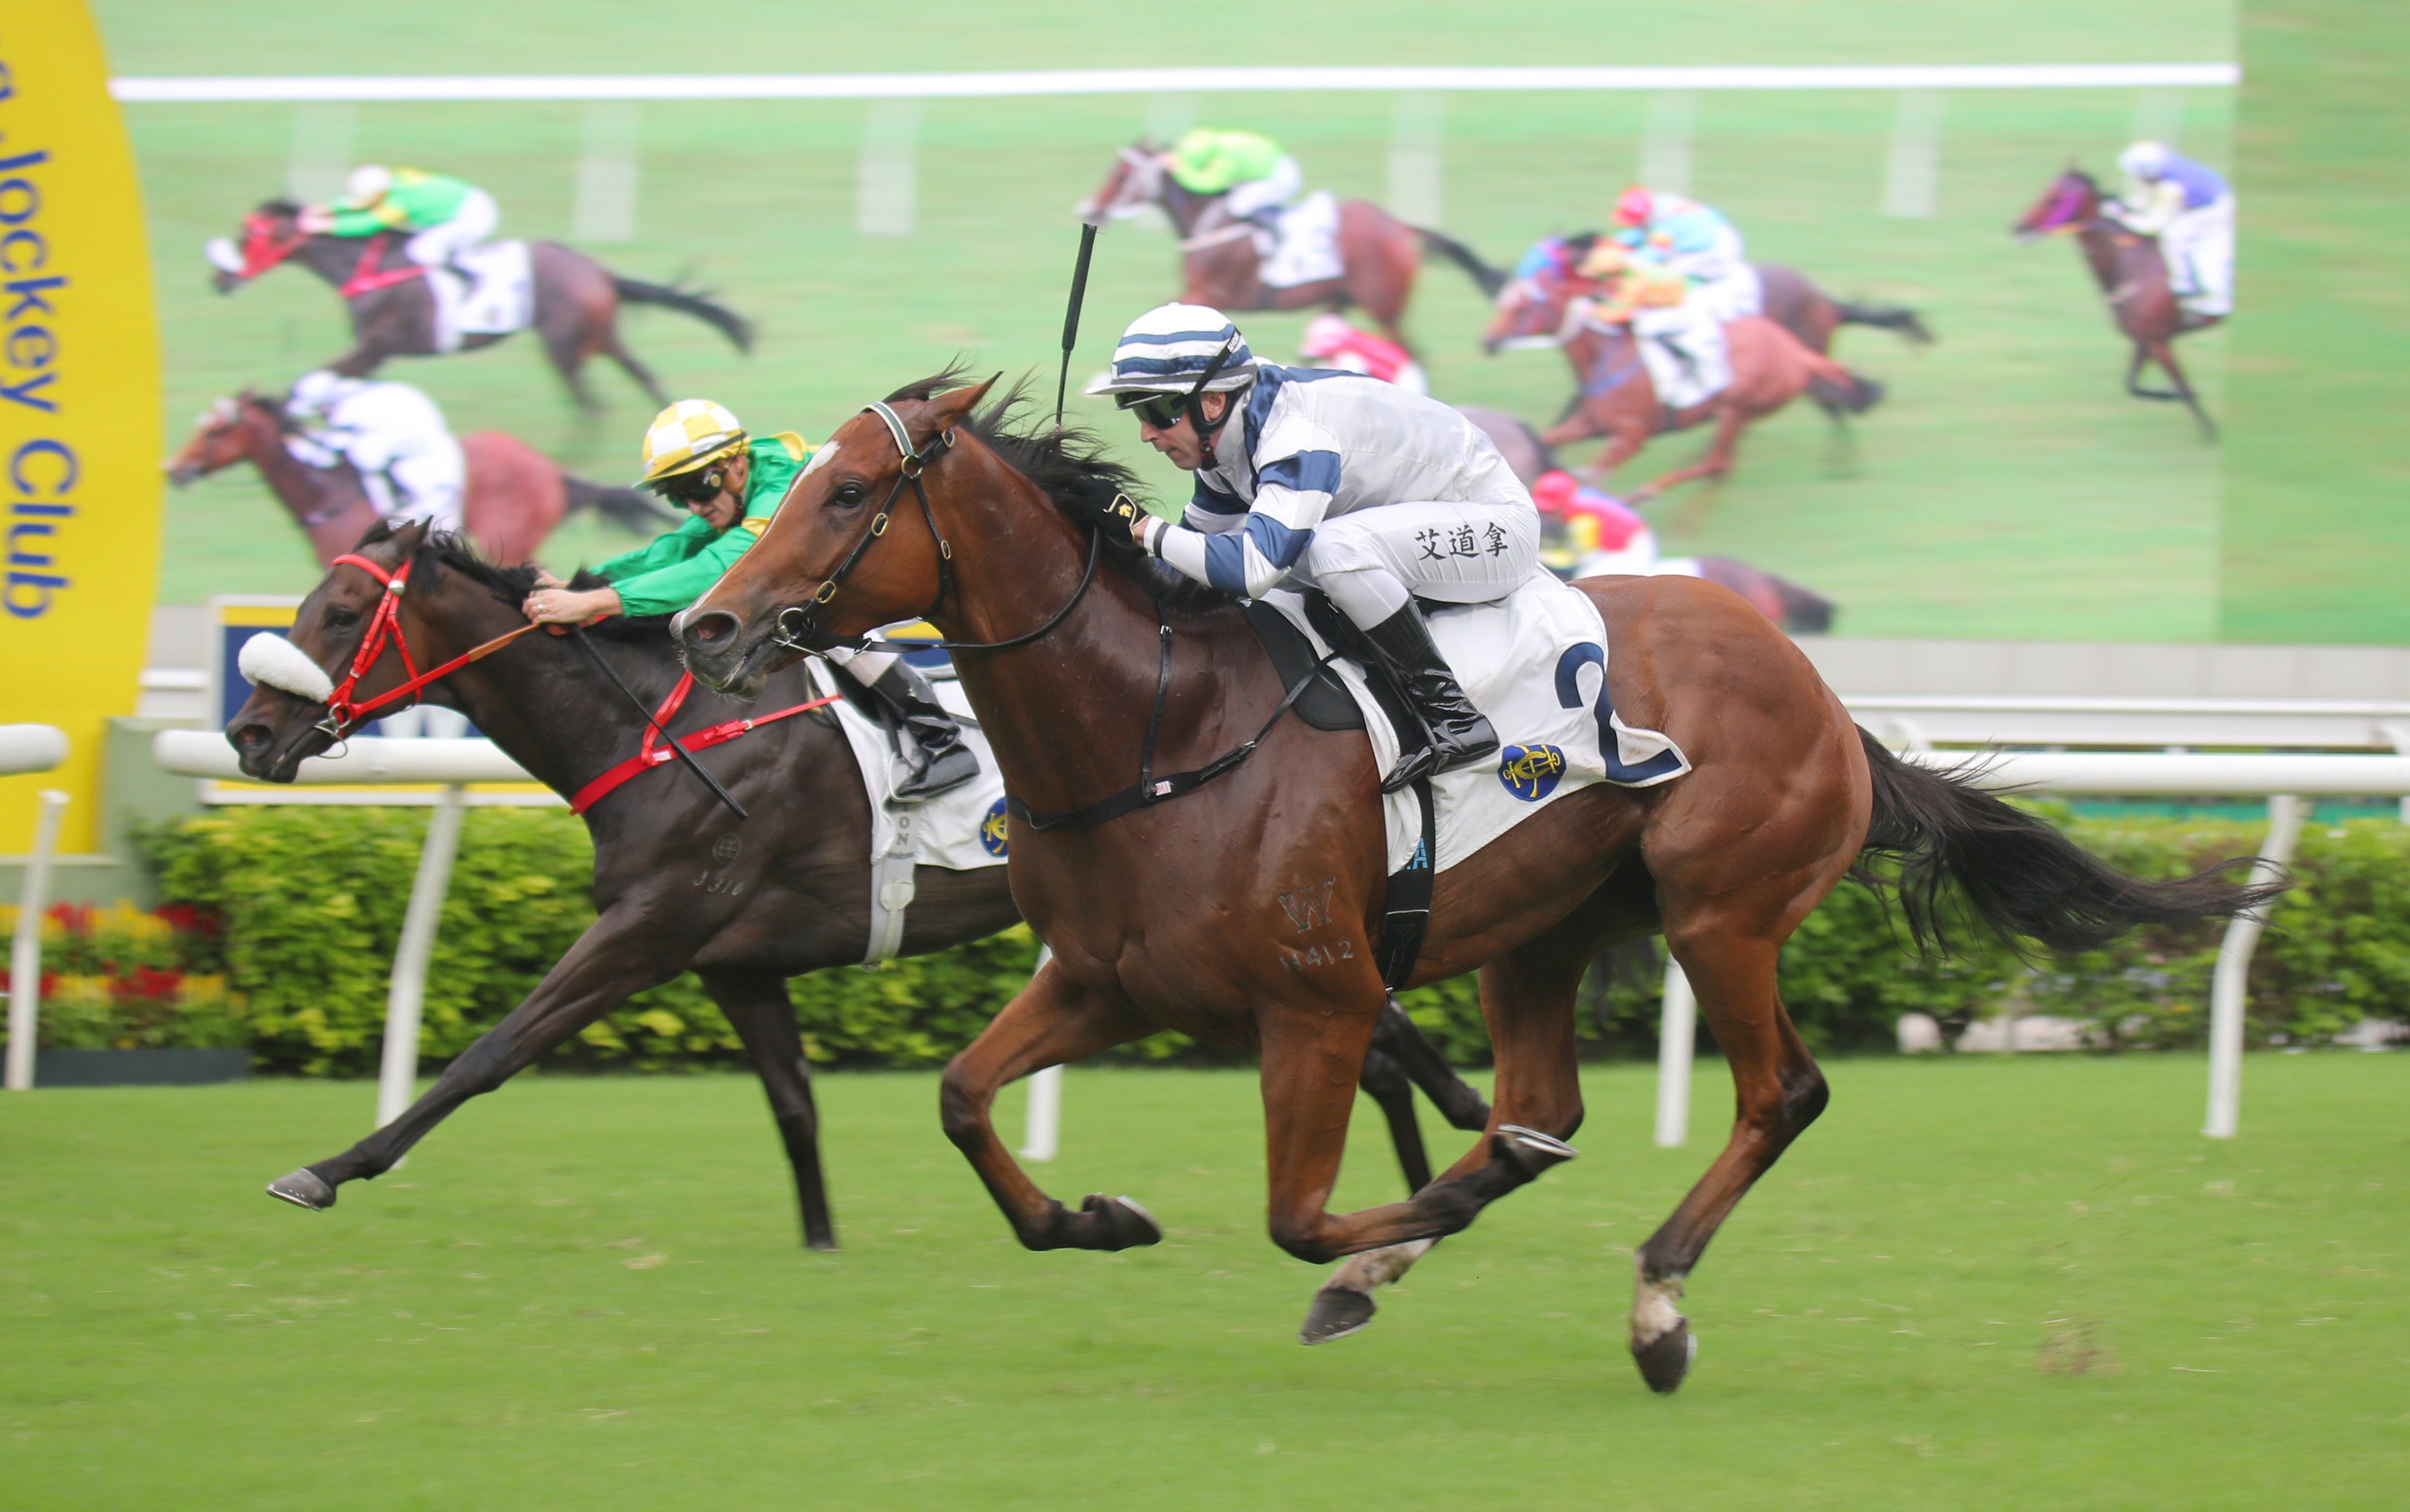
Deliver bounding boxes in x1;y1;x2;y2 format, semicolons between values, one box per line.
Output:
1080;1192;1163;1250
1495;1124;1579;1177
1631;1320;1698;1395
266;1170;335;1211
1299;1286;1376;1345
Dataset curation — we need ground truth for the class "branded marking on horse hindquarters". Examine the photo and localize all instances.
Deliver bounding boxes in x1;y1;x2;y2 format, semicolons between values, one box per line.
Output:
1278;877;1336;933
1277;939;1355;972
693;830;749;896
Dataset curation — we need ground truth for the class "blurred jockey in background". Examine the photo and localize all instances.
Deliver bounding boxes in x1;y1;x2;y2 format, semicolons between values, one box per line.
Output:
520;400;975;798
1577;240;1733;410
2112;141;2234;319
1609;185;1759;321
1531;469;1661;579
1165;127;1302;233
1299;314;1428;394
283;370;465;533
298;165;498;273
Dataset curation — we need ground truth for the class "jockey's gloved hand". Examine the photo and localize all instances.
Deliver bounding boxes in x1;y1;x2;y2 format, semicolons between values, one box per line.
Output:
1059;474;1143;539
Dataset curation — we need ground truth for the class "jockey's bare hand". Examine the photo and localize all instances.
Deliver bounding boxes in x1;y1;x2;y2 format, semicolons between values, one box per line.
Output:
522;585;621;627
296;206;335;234
529;567;567;589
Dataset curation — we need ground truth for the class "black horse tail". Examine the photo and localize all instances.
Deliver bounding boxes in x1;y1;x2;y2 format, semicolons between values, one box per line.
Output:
1854;727;2285;956
1835;300;1934;344
563;474;679;534
1413;228;1506;298
611;275;755;353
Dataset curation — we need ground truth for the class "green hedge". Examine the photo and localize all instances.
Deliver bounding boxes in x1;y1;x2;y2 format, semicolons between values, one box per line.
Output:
43;804;2403;1075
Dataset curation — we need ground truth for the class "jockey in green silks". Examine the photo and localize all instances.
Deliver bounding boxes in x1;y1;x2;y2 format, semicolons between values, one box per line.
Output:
521;399;977;800
1164;127;1302;233
297;165;499;273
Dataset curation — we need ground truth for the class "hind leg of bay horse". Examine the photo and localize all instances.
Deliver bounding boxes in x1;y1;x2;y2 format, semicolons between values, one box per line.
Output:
604;335;672;409
939;964;1165;1250
1374;996;1490;1133
1299;891;1616;1343
264;907;683;1209
708;969;837;1250
1356;1035;1434;1195
540;320;604;412
2152;340;2219;441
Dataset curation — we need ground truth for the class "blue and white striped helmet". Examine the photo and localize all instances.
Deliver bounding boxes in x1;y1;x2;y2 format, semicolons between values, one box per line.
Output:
1084;303;1257;408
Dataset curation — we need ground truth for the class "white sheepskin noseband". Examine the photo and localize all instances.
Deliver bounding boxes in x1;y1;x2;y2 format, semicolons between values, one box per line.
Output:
237;632;337;703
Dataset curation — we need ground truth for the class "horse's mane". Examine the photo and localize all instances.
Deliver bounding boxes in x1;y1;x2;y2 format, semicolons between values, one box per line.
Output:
257;197;303;218
350;519;673;643
882;367;1239;615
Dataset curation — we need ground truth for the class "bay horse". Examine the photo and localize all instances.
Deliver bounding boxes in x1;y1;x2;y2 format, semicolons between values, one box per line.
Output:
1076;144;1504;348
167;391;673;567
1484;267;1883;502
675;376;2271;1391
208;200;754;410
2012;168;2219;440
223;518;1490;1247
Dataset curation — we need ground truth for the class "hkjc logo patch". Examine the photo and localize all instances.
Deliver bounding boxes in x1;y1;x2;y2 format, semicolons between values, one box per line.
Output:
1498;743;1567;802
979;797;1010;858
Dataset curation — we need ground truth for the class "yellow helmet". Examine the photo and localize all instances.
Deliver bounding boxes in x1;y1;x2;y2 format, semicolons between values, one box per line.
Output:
637;399;748;487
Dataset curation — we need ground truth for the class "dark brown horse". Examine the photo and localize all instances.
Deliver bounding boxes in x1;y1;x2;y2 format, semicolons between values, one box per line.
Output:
208;200;754;410
2012;168;2219;439
1485;267;1883;501
675;377;2269;1391
1076;144;1502;347
166;391;671;567
224;519;1489;1246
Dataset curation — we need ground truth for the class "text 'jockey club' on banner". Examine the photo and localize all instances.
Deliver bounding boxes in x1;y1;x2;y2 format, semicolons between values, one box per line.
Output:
0;3;163;854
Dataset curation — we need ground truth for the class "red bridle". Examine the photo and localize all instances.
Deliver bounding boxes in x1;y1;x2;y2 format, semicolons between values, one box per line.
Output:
230;214;424;297
316;552;540;737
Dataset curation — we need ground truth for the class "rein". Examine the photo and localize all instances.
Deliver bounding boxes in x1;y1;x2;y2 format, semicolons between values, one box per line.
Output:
339;234;426;299
769;401;1107;657
566;666;839;816
316;551;542;737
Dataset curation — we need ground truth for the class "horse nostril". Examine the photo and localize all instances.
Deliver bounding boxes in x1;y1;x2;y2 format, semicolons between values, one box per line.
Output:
232;723;270;751
685;610;740;647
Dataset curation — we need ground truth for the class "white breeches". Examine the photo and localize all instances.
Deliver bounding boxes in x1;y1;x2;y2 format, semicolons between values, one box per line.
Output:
404;189;499;267
1659;224;1747;291
1695;262;1763;321
1225;157;1303;221
1288;499;1540;628
2160;197;2234;315
1632;301;1731;411
365;445;466;533
823;643;899;686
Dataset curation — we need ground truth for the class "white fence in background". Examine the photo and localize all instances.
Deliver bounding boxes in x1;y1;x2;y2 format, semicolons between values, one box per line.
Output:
3;725;71;1092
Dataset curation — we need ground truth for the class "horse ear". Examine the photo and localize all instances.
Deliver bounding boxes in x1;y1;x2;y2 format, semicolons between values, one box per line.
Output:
922;374;999;433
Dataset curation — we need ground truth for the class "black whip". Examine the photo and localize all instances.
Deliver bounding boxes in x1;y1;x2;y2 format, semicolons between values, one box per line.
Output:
570;627;749;820
1054;220;1099;429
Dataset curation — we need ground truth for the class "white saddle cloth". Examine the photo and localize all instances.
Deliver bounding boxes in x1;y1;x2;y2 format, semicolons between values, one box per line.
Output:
1257;191;1344;289
1259;573;1690;875
806;660;1010;962
428;238;533;352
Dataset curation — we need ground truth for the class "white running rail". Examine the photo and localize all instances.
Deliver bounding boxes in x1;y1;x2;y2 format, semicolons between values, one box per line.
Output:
3;725;70;1093
112;63;2239;104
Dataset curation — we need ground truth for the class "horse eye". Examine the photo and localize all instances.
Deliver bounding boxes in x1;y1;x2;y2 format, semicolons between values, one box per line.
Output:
323;605;359;630
833;481;866;506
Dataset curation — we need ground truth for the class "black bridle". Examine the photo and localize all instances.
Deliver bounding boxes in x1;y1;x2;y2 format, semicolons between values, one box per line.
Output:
769;400;1107;658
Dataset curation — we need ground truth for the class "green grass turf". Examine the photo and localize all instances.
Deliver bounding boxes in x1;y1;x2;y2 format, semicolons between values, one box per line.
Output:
99;0;2273;641
3;1053;2402;1508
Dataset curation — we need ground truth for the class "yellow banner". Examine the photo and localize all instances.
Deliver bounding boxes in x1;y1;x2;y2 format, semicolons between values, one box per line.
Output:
0;3;161;853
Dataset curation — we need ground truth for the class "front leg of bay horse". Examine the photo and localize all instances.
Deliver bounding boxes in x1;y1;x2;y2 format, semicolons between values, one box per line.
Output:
1631;404;1749;504
938;963;1163;1250
264;902;686;1209
706;970;837;1251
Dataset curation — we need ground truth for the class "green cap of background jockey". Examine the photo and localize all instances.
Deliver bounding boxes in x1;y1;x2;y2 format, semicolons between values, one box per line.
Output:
325;165;473;237
592;399;813;619
1165;128;1284;196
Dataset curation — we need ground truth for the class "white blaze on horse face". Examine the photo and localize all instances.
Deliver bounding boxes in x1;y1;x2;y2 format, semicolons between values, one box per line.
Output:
238;632;337;704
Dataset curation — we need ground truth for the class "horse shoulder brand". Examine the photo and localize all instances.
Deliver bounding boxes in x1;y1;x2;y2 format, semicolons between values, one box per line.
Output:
1277;876;1336;933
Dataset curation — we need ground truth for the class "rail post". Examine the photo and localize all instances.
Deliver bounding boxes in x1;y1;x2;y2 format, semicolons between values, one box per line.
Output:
1654;957;1696;1148
2204;794;2304;1140
5;790;72;1093
1018;945;1060;1161
376;784;468;1130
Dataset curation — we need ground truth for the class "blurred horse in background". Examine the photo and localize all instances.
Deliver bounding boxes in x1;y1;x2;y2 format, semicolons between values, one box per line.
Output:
1077;143;1504;349
2013;167;2219;440
206;200;754;411
167;391;671;566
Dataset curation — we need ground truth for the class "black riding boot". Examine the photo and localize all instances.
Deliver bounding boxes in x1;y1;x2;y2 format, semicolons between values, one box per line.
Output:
861;660;979;800
1362;603;1498;794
